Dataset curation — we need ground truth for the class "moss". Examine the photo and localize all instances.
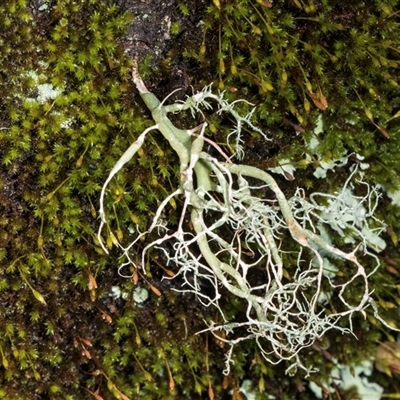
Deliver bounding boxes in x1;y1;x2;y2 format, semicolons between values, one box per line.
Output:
196;0;400;188
0;0;242;396
1;0;400;398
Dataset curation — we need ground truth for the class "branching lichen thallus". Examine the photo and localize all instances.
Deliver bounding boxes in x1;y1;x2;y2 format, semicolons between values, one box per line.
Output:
98;60;392;376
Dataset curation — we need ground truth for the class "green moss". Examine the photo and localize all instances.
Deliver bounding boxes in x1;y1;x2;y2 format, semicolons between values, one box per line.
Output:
1;0;400;398
196;0;400;187
170;21;182;35
0;0;207;398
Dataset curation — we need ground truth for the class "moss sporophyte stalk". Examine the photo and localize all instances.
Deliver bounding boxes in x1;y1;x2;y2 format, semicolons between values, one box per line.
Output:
98;61;398;377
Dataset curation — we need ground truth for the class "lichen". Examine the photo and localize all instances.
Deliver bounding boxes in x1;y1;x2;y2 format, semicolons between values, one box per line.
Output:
1;0;400;399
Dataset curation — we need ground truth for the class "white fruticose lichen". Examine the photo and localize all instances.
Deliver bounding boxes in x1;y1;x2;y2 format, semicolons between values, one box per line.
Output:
289;167;386;251
98;61;394;376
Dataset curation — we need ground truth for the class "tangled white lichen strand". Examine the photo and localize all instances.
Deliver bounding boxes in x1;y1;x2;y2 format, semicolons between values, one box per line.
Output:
98;65;391;376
